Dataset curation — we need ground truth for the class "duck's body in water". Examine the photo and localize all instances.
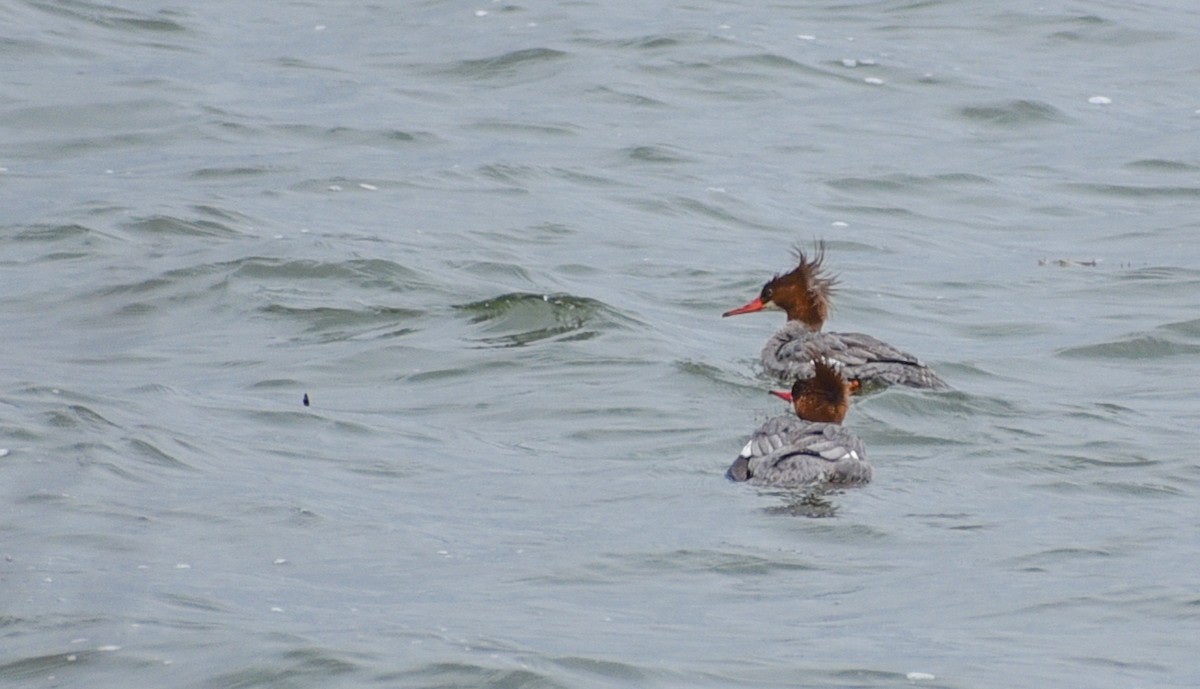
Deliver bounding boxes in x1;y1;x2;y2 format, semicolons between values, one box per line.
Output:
727;360;871;488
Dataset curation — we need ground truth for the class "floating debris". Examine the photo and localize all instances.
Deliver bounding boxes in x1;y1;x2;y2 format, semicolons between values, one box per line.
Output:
1039;258;1099;267
302;393;310;407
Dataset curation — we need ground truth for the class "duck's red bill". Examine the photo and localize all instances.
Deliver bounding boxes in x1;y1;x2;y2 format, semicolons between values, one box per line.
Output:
769;390;793;402
722;297;765;317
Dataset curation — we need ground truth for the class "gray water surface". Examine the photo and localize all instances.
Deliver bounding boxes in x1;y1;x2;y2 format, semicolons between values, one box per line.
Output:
4;1;1200;687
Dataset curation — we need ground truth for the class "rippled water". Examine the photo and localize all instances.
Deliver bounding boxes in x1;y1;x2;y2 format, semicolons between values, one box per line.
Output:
4;1;1200;687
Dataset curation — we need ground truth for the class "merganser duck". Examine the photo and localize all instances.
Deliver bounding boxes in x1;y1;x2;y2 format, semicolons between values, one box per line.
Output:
727;359;871;487
722;243;949;391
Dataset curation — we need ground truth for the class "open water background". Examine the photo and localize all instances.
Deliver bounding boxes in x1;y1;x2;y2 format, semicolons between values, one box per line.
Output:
3;1;1200;687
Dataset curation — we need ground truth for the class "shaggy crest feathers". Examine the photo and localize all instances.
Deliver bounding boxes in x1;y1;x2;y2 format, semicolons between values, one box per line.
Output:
761;242;838;329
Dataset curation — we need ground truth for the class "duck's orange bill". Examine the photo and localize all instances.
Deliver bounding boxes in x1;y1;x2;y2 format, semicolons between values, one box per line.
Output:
722;297;765;317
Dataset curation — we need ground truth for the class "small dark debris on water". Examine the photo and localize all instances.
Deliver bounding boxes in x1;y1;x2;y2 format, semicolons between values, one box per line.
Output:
1039;258;1098;267
302;393;310;407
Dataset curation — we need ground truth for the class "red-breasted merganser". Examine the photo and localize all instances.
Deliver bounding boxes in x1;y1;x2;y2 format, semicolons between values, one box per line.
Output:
722;244;949;391
727;359;871;487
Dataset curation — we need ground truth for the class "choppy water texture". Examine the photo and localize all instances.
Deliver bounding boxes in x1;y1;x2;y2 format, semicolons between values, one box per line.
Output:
4;1;1200;687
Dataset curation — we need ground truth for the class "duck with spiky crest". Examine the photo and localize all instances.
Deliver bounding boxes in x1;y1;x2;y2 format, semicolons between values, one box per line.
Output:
723;243;948;392
727;359;871;487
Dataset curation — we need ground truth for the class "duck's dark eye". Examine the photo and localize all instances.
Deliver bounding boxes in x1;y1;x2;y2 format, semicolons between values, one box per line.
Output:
761;285;774;300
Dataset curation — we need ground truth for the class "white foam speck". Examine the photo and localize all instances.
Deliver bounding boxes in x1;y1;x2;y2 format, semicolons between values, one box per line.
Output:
475;10;488;16
906;672;935;681
66;655;77;662
328;185;342;191
864;77;883;85
1088;95;1112;105
271;606;284;612
175;563;191;569
358;183;378;191
831;221;849;227
0;448;9;458
314;25;326;31
798;34;815;40
274;558;287;565
860;58;876;66
97;645;121;652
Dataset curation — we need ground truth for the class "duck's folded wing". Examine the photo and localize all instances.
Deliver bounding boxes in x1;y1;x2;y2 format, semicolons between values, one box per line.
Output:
763;322;948;390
